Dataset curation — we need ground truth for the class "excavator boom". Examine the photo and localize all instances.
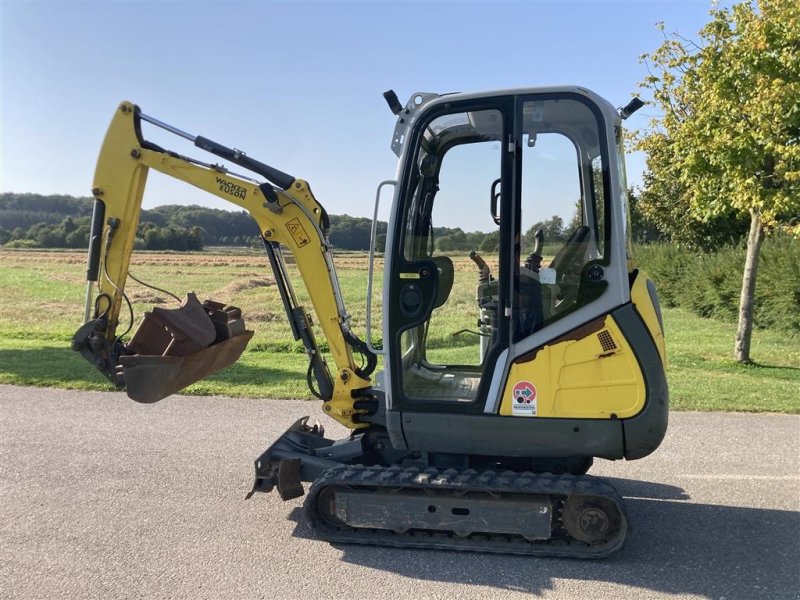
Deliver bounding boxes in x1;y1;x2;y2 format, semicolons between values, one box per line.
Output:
72;102;374;427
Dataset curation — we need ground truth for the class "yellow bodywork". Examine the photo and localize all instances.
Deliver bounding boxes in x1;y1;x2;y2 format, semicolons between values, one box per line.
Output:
630;271;667;366
91;102;369;428
499;270;666;420
499;315;646;419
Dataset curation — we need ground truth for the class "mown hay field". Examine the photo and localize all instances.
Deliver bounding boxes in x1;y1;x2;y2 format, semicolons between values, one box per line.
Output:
0;249;797;412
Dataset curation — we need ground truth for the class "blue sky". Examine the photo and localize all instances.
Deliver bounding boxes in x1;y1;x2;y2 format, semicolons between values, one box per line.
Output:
1;1;723;230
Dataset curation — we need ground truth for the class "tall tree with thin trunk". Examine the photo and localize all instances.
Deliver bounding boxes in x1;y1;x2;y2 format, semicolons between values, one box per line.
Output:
636;0;800;362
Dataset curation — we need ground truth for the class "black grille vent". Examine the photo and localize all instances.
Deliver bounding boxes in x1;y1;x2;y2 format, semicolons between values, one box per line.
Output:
597;330;617;352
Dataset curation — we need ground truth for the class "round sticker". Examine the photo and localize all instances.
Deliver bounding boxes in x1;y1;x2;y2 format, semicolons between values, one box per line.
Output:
512;380;537;404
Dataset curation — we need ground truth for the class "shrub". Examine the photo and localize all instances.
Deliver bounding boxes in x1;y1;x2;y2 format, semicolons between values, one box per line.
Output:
634;234;799;336
756;235;800;334
3;239;40;249
631;243;685;307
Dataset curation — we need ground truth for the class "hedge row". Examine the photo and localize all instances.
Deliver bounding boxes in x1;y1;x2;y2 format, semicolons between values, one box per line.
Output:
634;235;800;336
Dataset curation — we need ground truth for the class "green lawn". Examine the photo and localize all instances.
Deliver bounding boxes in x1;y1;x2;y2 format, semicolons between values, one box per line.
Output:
663;308;798;412
0;249;797;412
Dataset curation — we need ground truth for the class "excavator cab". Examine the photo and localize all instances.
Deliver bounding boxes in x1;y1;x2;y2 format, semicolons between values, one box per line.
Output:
361;89;667;473
382;91;643;414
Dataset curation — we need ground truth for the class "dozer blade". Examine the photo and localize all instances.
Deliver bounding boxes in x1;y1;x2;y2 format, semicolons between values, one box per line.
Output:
116;293;253;403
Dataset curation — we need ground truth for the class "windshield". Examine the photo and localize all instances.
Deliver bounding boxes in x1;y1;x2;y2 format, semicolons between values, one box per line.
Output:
404;110;503;262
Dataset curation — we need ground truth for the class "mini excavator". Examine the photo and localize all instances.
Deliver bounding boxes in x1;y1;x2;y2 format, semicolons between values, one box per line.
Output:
72;88;667;558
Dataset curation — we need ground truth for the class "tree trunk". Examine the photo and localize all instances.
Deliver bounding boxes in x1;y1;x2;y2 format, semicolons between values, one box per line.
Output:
734;210;765;363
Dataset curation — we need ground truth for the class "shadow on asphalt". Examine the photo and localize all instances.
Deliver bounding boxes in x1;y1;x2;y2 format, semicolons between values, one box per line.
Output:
288;477;797;598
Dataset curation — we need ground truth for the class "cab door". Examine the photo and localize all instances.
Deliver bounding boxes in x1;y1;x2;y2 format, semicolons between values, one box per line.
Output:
507;93;628;355
492;92;632;418
386;97;514;414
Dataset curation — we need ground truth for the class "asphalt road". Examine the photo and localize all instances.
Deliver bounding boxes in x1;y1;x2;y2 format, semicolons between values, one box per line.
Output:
1;384;798;600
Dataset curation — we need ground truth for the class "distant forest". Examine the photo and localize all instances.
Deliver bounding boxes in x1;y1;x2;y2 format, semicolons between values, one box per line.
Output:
0;193;392;252
0;193;575;253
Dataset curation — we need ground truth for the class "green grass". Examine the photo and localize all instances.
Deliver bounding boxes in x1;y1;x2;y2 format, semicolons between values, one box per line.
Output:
0;249;797;412
663;308;799;412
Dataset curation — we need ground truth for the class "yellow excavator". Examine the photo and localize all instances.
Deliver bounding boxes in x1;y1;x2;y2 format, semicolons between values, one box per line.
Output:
72;88;667;558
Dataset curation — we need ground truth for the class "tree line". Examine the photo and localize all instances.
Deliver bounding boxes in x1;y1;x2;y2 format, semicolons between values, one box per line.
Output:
0;194;396;252
0;193;594;253
0;189;751;254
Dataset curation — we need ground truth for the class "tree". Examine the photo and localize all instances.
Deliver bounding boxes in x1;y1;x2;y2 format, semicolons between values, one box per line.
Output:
636;0;800;362
187;226;204;251
636;168;749;248
28;222;64;247
328;214;374;250
628;188;665;243
479;230;500;252
522;215;568;254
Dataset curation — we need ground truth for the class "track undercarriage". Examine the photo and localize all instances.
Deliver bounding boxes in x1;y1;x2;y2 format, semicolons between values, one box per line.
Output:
249;417;629;559
306;465;628;559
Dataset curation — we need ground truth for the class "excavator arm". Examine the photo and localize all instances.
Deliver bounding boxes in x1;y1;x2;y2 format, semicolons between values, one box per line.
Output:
72;101;374;428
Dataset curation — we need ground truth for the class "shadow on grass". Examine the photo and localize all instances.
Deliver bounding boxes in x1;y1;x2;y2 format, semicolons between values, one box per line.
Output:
669;354;800;379
0;346;305;392
748;361;800;372
287;477;797;598
725;360;800;383
189;359;306;393
0;346;110;388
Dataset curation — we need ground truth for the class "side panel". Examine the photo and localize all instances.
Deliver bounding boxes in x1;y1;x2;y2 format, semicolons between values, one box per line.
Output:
616;302;669;459
498;315;646;419
400;411;625;460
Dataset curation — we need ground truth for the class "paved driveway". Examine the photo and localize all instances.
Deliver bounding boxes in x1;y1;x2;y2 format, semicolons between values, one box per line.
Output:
1;385;798;599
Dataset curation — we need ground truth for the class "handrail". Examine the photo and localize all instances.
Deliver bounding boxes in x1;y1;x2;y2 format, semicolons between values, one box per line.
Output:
365;180;396;355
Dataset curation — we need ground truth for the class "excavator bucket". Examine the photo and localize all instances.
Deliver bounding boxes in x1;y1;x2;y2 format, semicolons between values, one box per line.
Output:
117;293;253;403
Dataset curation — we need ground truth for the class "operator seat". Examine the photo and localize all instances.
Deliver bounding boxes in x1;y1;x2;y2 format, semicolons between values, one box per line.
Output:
550;226;591;275
431;255;454;309
548;226;592;317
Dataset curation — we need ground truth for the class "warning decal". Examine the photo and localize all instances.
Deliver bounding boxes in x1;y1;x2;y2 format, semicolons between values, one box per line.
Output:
286;218;311;248
511;380;537;416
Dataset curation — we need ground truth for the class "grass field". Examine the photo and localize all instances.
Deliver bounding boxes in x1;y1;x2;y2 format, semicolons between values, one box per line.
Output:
0;249;797;413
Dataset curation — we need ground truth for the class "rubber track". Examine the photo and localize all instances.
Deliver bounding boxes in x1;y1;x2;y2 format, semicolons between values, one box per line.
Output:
304;464;628;559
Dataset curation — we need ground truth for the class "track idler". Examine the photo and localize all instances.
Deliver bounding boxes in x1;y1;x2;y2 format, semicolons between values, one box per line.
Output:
562;495;623;544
